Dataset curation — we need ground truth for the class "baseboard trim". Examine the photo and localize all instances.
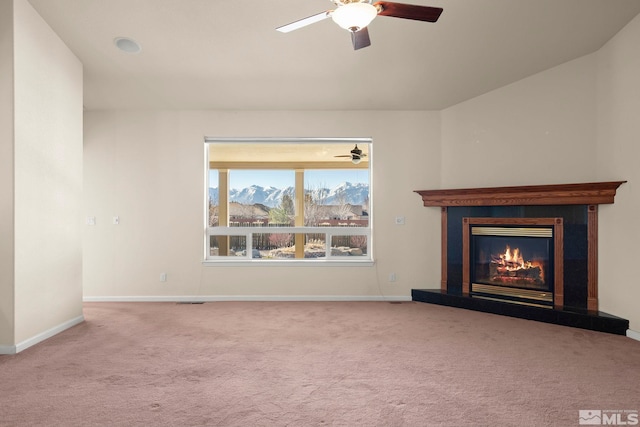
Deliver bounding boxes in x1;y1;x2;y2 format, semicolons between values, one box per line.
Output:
627;329;640;342
83;295;412;303
11;315;85;354
0;345;17;355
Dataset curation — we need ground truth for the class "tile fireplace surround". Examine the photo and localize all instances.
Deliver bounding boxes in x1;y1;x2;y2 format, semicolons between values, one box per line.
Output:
413;181;629;335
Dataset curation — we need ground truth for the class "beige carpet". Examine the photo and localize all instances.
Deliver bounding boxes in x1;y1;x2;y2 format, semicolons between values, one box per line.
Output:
1;301;639;426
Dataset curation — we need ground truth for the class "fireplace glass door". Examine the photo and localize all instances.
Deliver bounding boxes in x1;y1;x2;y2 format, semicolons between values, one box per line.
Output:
471;226;554;305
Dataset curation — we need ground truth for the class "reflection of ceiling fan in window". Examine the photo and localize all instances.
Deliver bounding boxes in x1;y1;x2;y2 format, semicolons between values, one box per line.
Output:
334;144;367;164
276;0;443;50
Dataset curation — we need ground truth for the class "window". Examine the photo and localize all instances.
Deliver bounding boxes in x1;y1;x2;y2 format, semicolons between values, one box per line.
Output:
205;138;372;263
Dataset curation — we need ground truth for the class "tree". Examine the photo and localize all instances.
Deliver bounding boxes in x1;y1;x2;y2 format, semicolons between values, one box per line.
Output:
304;186;329;226
349;235;367;250
269;194;294;225
331;193;354;221
209;196;218;227
268;233;292;248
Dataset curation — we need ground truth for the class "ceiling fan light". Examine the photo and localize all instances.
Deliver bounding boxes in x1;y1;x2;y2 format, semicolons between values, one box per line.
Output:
351;156;362;165
332;3;377;32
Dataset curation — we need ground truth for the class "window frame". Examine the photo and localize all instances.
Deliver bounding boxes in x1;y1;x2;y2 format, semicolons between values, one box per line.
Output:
203;137;373;266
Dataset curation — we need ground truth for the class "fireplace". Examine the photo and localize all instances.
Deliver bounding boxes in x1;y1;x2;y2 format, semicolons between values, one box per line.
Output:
412;181;630;335
462;217;564;308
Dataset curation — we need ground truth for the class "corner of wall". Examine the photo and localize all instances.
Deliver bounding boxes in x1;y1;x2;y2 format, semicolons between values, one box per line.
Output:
12;0;84;345
0;0;16;348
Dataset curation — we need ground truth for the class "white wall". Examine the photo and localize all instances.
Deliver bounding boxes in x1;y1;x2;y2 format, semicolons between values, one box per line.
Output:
83;110;442;300
11;0;83;347
441;53;598;188
0;0;15;348
596;13;640;331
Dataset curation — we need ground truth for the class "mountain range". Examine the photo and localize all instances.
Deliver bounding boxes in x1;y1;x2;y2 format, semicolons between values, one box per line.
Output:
209;182;369;207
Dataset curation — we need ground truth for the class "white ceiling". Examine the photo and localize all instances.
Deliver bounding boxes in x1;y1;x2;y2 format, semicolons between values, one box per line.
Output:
28;0;640;111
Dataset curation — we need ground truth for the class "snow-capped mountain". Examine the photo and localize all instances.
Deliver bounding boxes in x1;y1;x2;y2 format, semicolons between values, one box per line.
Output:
230;185;295;207
209;182;368;207
325;182;369;206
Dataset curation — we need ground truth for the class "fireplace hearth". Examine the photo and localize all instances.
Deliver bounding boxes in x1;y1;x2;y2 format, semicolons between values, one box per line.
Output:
412;182;630;335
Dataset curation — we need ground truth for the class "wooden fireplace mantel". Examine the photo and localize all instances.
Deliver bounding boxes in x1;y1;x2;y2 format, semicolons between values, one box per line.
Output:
415;181;626;207
415;181;626;312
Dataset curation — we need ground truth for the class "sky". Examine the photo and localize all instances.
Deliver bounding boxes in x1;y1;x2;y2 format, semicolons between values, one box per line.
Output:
209;169;369;190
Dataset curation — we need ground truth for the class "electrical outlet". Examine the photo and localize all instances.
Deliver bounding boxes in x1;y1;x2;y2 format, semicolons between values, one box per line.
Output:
160;273;167;282
86;217;96;226
388;272;397;282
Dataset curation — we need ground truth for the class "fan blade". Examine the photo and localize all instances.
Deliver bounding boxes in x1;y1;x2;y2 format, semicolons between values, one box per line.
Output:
373;2;443;22
335;154;367;158
351;27;371;50
276;11;332;33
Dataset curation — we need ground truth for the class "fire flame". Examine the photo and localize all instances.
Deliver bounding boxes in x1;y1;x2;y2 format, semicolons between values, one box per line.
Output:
500;245;526;270
493;245;544;281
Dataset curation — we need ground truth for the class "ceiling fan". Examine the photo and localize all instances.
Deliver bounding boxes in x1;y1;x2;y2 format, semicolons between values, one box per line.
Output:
276;0;443;50
335;144;367;164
